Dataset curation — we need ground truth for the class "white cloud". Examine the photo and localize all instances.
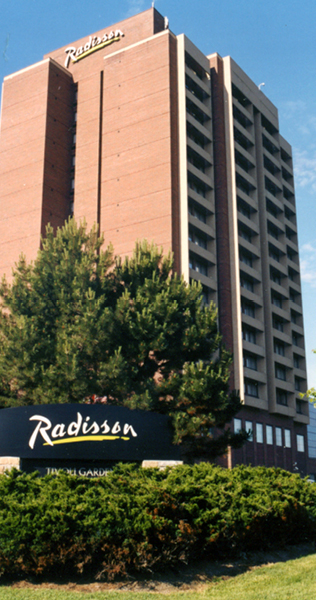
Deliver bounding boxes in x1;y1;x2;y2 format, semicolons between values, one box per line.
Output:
292;148;316;191
280;100;316;193
301;243;316;253
300;242;316;288
282;100;307;120
282;101;316;133
125;0;146;18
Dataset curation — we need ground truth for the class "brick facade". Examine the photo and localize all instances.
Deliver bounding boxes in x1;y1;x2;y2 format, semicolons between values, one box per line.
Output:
0;8;310;474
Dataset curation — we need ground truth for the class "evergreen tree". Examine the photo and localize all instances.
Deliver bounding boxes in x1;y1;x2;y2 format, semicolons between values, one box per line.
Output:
0;219;247;457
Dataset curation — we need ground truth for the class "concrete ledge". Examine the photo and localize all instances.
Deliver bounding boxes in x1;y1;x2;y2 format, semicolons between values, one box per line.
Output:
0;457;20;474
142;460;183;470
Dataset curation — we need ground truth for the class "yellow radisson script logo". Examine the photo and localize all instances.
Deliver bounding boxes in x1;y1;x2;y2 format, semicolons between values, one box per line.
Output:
28;412;137;449
64;29;124;68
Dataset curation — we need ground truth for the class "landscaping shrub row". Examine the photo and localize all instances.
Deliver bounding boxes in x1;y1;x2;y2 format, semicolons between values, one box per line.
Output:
0;463;315;580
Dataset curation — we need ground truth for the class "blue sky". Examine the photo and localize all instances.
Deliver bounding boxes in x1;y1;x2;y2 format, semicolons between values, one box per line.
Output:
1;0;315;386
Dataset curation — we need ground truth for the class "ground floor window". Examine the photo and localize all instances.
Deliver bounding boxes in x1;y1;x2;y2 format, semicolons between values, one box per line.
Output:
266;425;273;445
284;429;291;448
297;434;305;452
256;423;263;443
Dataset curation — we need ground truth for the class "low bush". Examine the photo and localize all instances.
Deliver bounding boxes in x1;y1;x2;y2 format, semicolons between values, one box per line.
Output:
0;464;315;580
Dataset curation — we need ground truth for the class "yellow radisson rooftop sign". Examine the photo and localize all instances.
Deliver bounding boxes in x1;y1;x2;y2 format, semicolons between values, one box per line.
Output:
64;29;124;67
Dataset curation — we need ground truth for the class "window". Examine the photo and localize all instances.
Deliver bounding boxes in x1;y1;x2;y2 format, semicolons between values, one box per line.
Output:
297;434;305;453
296;400;304;414
287;247;298;262
268;222;279;240
240;252;253;267
269;245;280;262
185;53;208;82
291;311;298;324
284;429;291;448
276;427;282;447
290;290;299;304
245;420;253;441
265;176;281;197
242;327;256;344
295;378;301;391
187;123;207;149
275;364;286;381
271;294;282;308
202;290;209;305
238;198;251;218
243;353;257;370
283;184;294;201
239;227;252;243
232;84;250;108
234;105;253;129
240;276;254;292
235;149;255;174
186;75;206;103
288;267;298;282
186;99;208;125
274;341;285;356
189;203;207;223
262;115;278;136
273;317;283;332
285;205;295;222
276;389;288;406
241;301;255;318
283;168;294;185
235;128;253;151
264;156;280;177
266;425;273;445
245;379;259;397
270;269;281;285
188;179;206;198
256;423;263;443
234;418;242;433
189;229;207;249
263;134;278;155
189;258;208;277
188;150;208;173
293;355;300;369
266;198;279;217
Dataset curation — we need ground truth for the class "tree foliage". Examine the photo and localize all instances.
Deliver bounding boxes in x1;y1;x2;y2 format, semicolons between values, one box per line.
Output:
0;219;246;457
306;349;316;405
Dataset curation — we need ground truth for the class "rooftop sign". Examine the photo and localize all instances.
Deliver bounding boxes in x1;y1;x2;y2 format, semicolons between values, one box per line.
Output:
64;29;124;68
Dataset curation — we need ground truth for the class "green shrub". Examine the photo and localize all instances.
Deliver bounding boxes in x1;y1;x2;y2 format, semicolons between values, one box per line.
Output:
0;464;314;580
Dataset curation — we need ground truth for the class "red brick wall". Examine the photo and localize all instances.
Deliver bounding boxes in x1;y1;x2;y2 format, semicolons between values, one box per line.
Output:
45;8;165;75
209;55;234;356
98;32;176;259
0;59;73;280
0;9;174;278
73;71;101;230
169;35;180;275
42;62;74;236
231;406;308;475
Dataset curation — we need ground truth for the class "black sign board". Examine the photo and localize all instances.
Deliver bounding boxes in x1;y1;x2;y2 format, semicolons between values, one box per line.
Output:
0;404;180;475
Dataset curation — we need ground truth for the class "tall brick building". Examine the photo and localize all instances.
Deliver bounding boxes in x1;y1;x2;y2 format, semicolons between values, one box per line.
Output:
0;8;309;473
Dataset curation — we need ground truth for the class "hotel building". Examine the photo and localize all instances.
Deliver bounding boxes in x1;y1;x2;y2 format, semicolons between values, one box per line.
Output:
0;8;309;473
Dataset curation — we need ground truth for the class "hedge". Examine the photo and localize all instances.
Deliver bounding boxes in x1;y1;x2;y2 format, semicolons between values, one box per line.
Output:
0;463;315;580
